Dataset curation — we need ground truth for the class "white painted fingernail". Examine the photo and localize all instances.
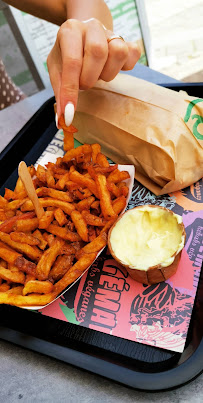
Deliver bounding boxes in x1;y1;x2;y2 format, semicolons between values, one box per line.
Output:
64;102;75;127
55;112;58;128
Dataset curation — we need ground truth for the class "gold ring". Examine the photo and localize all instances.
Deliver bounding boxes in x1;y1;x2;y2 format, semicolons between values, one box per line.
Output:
107;35;125;44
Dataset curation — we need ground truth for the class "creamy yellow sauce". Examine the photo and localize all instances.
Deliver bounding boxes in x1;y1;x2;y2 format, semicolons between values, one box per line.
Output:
110;206;184;270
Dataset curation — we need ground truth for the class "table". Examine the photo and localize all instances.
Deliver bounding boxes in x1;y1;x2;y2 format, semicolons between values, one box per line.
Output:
0;65;202;403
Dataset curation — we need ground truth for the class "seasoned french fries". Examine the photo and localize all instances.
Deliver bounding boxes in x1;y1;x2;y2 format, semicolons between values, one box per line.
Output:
0;195;8;208
33;230;48;250
96;152;109;168
69;170;99;197
0;243;25;264
36;239;64;280
0;266;25;284
13;217;39;232
63;144;92;163
55;173;70;190
38;211;54;229
95;174;117;220
58;113;77;152
49;254;74;282
76;232;107;260
0;231;41;261
10;232;40;246
0;283;10;292
0;212;36;233
6;286;24;295
107;169;130;183
0;131;130;306
22;280;53;295
91;143;101;164
112;196;127;215
0;292;55;306
46;224;81;242
37;187;73;202
21;198;75;215
53;252;97;295
71;210;89;242
54;208;68;227
81;210;105;227
76;196;95;212
36;165;46;183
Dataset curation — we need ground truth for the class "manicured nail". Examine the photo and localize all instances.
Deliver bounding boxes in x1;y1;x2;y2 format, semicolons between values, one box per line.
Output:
65;102;75;127
55;112;58;128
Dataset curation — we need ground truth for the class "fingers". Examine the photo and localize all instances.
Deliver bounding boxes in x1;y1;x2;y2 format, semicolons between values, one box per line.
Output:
58;20;83;118
79;19;108;90
122;42;141;71
47;17;141;126
100;38;128;82
48;19;84;126
47;44;62;122
100;37;141;81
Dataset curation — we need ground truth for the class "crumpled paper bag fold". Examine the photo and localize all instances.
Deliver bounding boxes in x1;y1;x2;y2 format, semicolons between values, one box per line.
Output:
73;74;203;195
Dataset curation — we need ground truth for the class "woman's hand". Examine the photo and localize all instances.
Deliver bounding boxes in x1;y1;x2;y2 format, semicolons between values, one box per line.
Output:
47;18;141;126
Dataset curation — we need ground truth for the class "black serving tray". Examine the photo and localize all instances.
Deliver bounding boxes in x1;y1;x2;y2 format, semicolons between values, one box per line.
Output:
0;83;202;391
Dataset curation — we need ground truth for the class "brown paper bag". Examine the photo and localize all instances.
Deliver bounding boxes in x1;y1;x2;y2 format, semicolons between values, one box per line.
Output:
73;74;203;195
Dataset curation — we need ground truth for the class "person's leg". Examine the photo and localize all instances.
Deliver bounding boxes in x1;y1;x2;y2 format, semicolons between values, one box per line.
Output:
0;58;26;110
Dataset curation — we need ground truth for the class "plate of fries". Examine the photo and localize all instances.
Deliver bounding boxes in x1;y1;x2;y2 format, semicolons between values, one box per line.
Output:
0;123;134;309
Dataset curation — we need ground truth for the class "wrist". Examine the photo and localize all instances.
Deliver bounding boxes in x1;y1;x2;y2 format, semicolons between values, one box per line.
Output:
64;0;113;30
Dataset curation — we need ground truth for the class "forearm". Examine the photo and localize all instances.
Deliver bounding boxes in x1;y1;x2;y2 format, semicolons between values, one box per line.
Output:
3;0;113;29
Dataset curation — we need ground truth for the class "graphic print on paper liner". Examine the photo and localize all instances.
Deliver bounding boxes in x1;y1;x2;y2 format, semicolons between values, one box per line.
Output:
40;177;203;353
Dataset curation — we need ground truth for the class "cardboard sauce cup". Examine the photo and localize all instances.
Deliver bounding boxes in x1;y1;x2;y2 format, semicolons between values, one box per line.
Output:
108;205;186;285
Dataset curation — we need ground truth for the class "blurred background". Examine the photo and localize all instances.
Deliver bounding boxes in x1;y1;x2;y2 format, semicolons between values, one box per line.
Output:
145;0;203;82
0;0;202;103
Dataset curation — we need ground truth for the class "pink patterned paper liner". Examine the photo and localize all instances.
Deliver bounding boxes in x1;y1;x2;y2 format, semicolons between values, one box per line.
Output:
37;131;203;353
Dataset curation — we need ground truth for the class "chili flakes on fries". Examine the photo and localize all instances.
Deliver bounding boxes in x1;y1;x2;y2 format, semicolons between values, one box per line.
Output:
0;126;130;307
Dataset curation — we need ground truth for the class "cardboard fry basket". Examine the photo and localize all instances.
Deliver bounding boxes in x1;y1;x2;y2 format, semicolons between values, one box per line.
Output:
73;74;203;195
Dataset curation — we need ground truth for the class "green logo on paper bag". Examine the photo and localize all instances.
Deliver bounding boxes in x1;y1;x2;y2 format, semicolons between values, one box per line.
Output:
184;99;203;140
